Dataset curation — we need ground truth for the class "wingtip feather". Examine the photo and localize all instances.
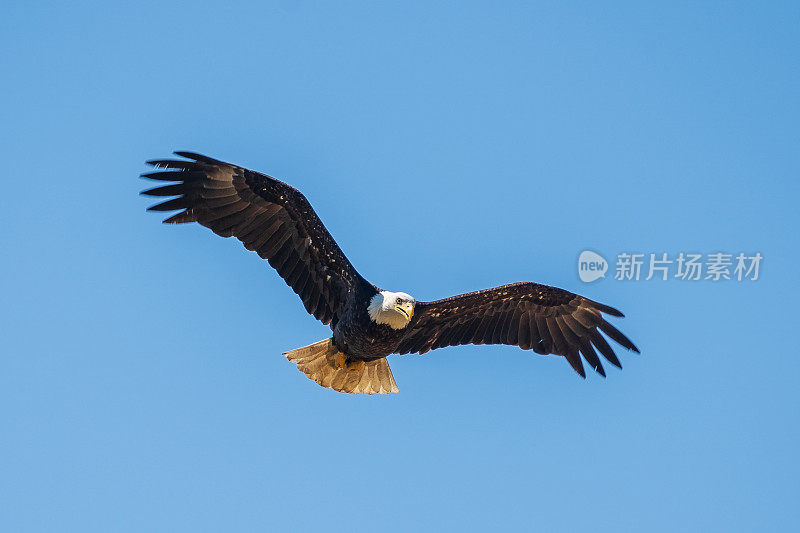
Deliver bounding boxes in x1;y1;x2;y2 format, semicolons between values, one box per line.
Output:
163;210;197;223
590;300;625;317
173;151;224;165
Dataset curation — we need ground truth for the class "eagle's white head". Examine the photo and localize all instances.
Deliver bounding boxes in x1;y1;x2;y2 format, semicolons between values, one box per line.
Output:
367;291;416;330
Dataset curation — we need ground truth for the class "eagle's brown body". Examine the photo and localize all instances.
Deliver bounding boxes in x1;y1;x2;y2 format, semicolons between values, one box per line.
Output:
332;284;407;362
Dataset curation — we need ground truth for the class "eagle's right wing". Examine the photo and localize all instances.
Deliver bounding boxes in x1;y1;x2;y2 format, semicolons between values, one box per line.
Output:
141;152;363;327
395;282;639;377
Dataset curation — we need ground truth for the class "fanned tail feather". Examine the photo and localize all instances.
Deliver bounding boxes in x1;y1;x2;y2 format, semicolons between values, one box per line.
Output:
283;339;399;394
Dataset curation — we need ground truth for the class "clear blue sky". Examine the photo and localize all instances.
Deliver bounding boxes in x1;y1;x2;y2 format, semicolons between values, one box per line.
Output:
2;1;798;531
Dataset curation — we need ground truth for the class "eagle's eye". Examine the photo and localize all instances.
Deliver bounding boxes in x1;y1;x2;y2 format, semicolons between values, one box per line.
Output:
396;298;404;305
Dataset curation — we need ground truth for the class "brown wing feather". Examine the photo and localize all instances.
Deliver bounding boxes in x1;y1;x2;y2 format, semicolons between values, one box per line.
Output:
141;151;363;327
394;282;639;377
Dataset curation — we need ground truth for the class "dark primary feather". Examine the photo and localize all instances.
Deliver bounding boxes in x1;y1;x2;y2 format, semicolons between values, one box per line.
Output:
394;282;639;377
141;152;363;327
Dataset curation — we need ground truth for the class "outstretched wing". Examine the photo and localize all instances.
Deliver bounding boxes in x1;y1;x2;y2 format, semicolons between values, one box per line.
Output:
395;282;639;377
141;151;363;327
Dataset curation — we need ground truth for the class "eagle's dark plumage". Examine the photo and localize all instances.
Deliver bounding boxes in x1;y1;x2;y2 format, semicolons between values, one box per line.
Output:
396;282;637;378
142;152;639;394
142;151;360;326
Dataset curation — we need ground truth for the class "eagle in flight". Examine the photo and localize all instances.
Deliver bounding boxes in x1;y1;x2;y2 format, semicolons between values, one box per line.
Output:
142;152;639;394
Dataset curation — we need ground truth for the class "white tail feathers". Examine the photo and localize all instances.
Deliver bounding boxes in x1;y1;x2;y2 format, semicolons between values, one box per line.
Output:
283;339;399;394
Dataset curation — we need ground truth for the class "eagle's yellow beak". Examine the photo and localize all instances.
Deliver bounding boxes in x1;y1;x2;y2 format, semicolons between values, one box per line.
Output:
396;303;414;320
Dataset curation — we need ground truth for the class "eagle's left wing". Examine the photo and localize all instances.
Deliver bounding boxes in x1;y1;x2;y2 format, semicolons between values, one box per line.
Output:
394;282;638;377
141;152;364;327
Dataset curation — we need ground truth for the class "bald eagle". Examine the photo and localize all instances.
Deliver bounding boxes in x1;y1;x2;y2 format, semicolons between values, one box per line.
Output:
142;152;639;394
